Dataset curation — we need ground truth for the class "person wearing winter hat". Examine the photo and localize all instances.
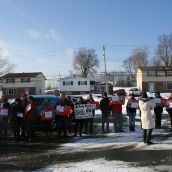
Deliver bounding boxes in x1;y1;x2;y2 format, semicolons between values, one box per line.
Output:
139;92;155;145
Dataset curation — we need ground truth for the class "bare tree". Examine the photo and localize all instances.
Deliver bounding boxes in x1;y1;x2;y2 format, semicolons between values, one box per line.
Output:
73;48;99;77
150;56;162;67
0;49;15;77
122;47;149;81
157;33;172;67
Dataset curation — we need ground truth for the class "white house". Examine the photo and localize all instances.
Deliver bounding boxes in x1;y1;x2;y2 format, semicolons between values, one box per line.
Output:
60;75;90;95
0;72;46;98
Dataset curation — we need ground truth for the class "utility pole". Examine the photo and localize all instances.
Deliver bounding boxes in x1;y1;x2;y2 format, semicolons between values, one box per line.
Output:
103;45;108;94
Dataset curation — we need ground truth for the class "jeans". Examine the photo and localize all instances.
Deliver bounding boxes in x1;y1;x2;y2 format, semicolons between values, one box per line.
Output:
128;112;136;129
102;112;110;132
112;112;123;132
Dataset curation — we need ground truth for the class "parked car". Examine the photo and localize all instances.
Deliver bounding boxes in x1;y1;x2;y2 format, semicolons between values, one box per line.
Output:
116;89;127;96
128;88;141;96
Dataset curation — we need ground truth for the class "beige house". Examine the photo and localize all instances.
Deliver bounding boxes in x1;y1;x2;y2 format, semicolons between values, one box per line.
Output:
0;72;46;98
137;66;172;93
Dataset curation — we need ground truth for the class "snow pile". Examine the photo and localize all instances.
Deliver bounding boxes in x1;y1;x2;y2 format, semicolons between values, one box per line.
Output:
39;158;172;172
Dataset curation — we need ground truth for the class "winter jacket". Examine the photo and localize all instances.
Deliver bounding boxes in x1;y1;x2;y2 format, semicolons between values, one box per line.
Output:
109;101;122;113
139;98;155;129
126;98;138;113
25;102;36;121
100;97;111;113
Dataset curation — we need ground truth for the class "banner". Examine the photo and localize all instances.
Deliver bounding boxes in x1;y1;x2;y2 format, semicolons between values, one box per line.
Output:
74;104;93;119
88;101;99;110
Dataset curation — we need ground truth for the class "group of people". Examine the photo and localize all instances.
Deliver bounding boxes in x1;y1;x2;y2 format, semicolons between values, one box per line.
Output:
0;90;172;144
0;94;36;141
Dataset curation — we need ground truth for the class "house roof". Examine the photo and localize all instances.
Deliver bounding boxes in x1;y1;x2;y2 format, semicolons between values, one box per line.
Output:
138;66;172;71
60;75;90;80
1;72;46;79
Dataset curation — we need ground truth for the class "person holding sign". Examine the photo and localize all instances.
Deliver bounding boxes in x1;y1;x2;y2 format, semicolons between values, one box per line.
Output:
0;96;10;139
25;96;36;142
109;91;125;133
41;99;54;135
55;92;69;137
84;93;95;134
126;94;138;132
74;96;85;137
11;98;25;140
165;91;172;129
139;92;155;145
100;92;111;133
154;91;163;129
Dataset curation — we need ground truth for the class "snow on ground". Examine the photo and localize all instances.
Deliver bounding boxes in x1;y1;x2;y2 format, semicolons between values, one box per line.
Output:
39;157;172;172
39;158;168;172
39;91;172;172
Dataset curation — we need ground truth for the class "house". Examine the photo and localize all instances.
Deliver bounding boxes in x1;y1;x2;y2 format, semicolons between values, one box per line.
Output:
59;75;90;95
90;81;113;95
136;66;172;93
0;72;46;98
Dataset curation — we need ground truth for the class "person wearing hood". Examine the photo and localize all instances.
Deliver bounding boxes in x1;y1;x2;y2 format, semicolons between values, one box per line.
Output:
139;92;155;145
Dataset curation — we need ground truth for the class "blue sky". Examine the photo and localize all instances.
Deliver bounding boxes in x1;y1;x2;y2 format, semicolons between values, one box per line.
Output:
0;0;172;80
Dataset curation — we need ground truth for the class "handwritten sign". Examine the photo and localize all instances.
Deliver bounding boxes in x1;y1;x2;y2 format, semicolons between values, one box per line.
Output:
74;104;93;119
131;102;138;108
0;108;8;117
56;106;64;112
112;96;119;102
44;111;53;118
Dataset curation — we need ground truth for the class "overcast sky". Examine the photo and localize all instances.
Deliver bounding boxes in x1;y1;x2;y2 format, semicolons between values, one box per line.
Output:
0;0;172;80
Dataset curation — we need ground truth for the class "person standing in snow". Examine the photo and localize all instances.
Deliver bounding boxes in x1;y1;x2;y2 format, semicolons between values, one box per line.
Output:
126;94;138;132
139;92;155;145
153;91;163;129
109;91;125;133
99;92;111;133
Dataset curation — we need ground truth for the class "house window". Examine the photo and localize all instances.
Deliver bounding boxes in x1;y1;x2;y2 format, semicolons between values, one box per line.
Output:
21;77;30;82
148;71;156;76
78;81;87;85
163;83;172;90
166;71;172;76
6;88;17;95
6;78;15;83
63;81;73;85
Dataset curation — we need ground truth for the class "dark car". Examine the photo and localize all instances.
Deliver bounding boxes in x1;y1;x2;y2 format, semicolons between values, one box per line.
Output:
116;89;126;96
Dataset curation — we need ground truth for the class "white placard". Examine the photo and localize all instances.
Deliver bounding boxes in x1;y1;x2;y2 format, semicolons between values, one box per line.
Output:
17;113;23;118
56;106;64;112
131;102;138;108
26;104;31;112
74;104;93;119
89;103;96;110
154;98;161;104
0;109;8;116
44;111;52;118
169;102;172;108
112;96;119;102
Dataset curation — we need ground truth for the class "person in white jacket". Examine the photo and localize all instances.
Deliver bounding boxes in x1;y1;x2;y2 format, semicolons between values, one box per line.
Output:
139;92;155;145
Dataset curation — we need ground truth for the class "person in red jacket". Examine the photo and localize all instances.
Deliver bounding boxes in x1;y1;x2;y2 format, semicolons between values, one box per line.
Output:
126;94;138;131
25;96;36;141
109;92;125;132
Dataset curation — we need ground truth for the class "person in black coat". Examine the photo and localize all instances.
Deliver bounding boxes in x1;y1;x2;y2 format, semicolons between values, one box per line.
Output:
154;91;163;129
73;97;85;137
11;98;25;140
99;92;111;133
